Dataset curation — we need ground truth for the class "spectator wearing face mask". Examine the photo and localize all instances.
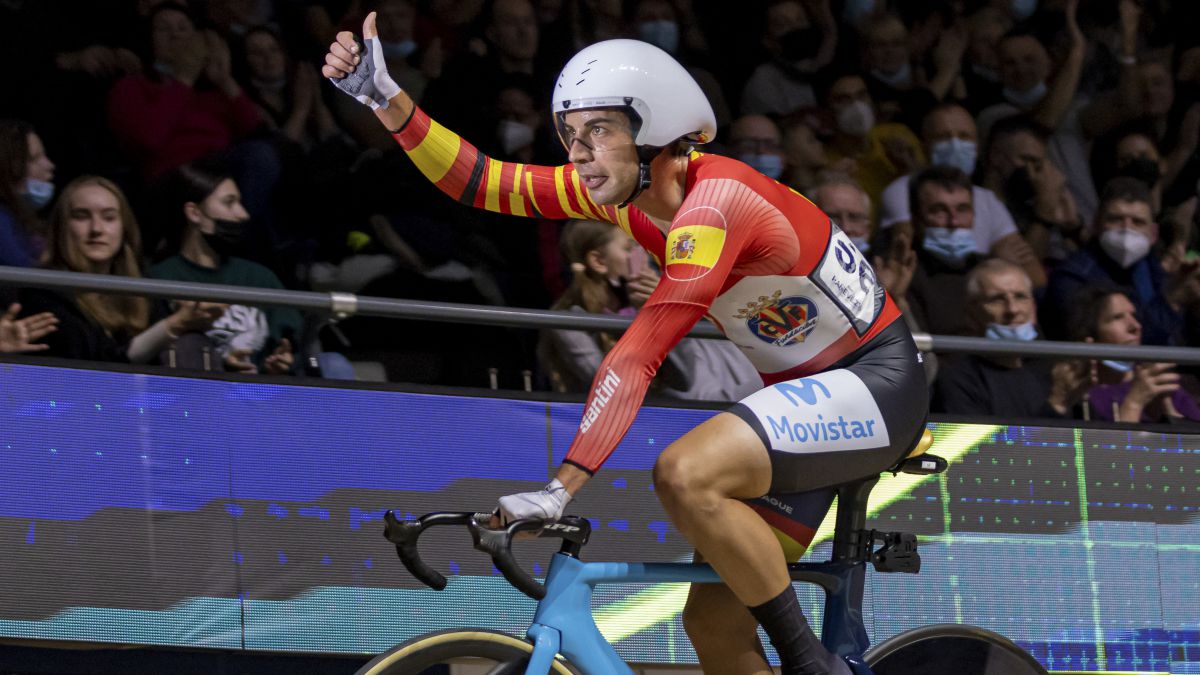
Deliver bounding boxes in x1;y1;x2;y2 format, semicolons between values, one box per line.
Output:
421;0;551;148
821;73;925;206
740;0;837;118
859;13;964;132
149;159;301;374
980;115;1082;263
811;175;872;254
880;104;1028;268
959;6;1012;115
631;0;731;129
0;119;55;268
328;0;444;150
1065;286;1200;424
1092;129;1168;216
976;2;1097;223
903;165;1041;337
1043;177;1199;346
932;258;1092;418
727;115;787;181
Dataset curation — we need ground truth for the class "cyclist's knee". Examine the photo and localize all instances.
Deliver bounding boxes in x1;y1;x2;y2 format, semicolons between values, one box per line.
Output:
652;445;713;506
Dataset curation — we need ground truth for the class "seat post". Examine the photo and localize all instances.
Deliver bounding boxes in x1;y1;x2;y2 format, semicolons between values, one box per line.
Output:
831;476;879;562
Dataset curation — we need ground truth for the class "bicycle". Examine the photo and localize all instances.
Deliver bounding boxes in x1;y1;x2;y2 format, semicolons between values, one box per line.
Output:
358;433;1049;675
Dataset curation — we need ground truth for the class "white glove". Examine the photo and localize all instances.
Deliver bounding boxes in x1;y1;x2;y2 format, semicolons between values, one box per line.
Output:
496;479;572;525
330;22;401;109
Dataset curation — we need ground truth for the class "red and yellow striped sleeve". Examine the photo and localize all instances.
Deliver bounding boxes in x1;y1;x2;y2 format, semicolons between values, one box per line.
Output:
392;106;624;226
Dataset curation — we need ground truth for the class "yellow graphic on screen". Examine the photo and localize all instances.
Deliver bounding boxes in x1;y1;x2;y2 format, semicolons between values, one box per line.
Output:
592;423;1001;643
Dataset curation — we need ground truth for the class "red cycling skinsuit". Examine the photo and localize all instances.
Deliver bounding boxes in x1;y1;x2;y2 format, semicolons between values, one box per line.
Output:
393;107;929;557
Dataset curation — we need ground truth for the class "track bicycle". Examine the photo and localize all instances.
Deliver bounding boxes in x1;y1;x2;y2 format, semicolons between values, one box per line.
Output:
358;435;1048;675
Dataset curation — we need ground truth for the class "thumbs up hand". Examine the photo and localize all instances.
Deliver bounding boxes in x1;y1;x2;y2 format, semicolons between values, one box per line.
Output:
322;11;402;110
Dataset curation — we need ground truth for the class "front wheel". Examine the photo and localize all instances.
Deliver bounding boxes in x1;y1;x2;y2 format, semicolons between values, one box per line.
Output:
863;624;1048;675
356;628;581;675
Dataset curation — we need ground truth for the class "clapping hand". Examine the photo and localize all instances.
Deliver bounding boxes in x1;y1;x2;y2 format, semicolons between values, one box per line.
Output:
168;301;227;335
264;338;294;375
0;304;58;354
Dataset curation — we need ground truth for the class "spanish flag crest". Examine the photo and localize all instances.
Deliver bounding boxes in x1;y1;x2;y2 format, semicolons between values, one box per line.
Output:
665;219;726;281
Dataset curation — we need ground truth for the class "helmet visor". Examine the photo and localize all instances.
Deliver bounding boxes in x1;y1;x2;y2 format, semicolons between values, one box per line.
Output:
554;100;645;152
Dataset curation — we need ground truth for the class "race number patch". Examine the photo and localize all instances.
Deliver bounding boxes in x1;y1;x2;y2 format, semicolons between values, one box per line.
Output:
739;369;890;454
665;206;727;281
811;223;884;335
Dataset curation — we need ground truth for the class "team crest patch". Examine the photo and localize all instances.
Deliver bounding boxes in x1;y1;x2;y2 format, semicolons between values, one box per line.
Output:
670;232;696;261
736;291;819;346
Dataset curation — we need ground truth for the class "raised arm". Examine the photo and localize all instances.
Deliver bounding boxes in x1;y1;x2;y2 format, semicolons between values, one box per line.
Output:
1030;0;1084;131
322;12;622;224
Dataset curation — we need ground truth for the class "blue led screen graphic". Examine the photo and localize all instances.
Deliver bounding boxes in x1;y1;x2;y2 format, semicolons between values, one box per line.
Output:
0;361;1198;673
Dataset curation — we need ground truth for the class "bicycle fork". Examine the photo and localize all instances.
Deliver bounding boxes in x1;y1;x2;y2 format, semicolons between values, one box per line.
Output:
525;624;564;674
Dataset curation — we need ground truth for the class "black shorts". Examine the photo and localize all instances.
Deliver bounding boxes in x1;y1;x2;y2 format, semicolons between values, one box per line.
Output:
729;319;929;558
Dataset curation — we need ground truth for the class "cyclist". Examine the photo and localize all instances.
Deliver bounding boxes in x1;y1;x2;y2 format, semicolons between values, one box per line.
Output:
324;15;927;675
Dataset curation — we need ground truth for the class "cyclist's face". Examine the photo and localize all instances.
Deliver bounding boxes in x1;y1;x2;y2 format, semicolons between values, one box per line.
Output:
561;109;640;206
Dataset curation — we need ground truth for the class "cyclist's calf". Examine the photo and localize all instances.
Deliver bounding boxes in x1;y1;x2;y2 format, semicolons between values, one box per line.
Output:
683;581;774;674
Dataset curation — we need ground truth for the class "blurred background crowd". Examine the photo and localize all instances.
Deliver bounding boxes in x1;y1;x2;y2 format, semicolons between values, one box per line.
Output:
0;0;1198;424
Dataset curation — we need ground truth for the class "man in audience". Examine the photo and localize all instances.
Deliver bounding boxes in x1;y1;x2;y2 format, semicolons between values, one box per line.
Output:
933;258;1092;418
421;0;549;144
726;115;786;181
1043;177;1199;346
740;0;836;117
979;115;1083;263
811;175;872;253
880;104;1025;261
821;72;925;205
976;5;1096;223
904;166;1044;336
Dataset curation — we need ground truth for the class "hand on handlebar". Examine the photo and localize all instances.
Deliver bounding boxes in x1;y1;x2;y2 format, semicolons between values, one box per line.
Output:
495;479;572;527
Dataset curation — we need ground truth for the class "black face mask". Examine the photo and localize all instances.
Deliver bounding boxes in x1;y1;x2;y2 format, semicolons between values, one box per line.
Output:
201;218;247;258
779;27;822;63
1115;157;1162;189
1003;166;1036;206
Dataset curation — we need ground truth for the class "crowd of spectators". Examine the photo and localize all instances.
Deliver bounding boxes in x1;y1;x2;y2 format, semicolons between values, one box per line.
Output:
1;0;1197;423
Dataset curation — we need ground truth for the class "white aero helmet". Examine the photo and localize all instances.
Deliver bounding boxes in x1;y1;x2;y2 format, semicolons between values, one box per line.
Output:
552;39;717;150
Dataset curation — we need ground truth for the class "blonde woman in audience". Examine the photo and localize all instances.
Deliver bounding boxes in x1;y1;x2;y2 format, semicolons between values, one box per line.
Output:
18;176;225;364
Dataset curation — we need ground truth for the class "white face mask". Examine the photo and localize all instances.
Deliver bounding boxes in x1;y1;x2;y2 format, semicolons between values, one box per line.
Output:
1002;81;1048;109
24;178;55;210
930;138;978;176
985;320;1038;341
871;62;912;89
1099;228;1152;269
497;119;535;155
836;100;875;137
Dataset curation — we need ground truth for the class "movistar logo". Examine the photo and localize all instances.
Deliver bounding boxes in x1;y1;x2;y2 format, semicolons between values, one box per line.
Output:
774;379;830;405
767;414;878;444
767;377;880;445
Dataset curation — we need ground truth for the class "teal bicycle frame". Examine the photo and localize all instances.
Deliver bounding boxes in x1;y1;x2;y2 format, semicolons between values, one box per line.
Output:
383;472;924;673
522;552;872;673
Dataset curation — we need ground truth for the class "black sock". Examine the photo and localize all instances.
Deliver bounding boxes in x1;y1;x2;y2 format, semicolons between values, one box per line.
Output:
748;588;848;675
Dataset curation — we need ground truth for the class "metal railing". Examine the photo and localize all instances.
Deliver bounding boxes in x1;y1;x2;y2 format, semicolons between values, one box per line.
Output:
2;266;1198;365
